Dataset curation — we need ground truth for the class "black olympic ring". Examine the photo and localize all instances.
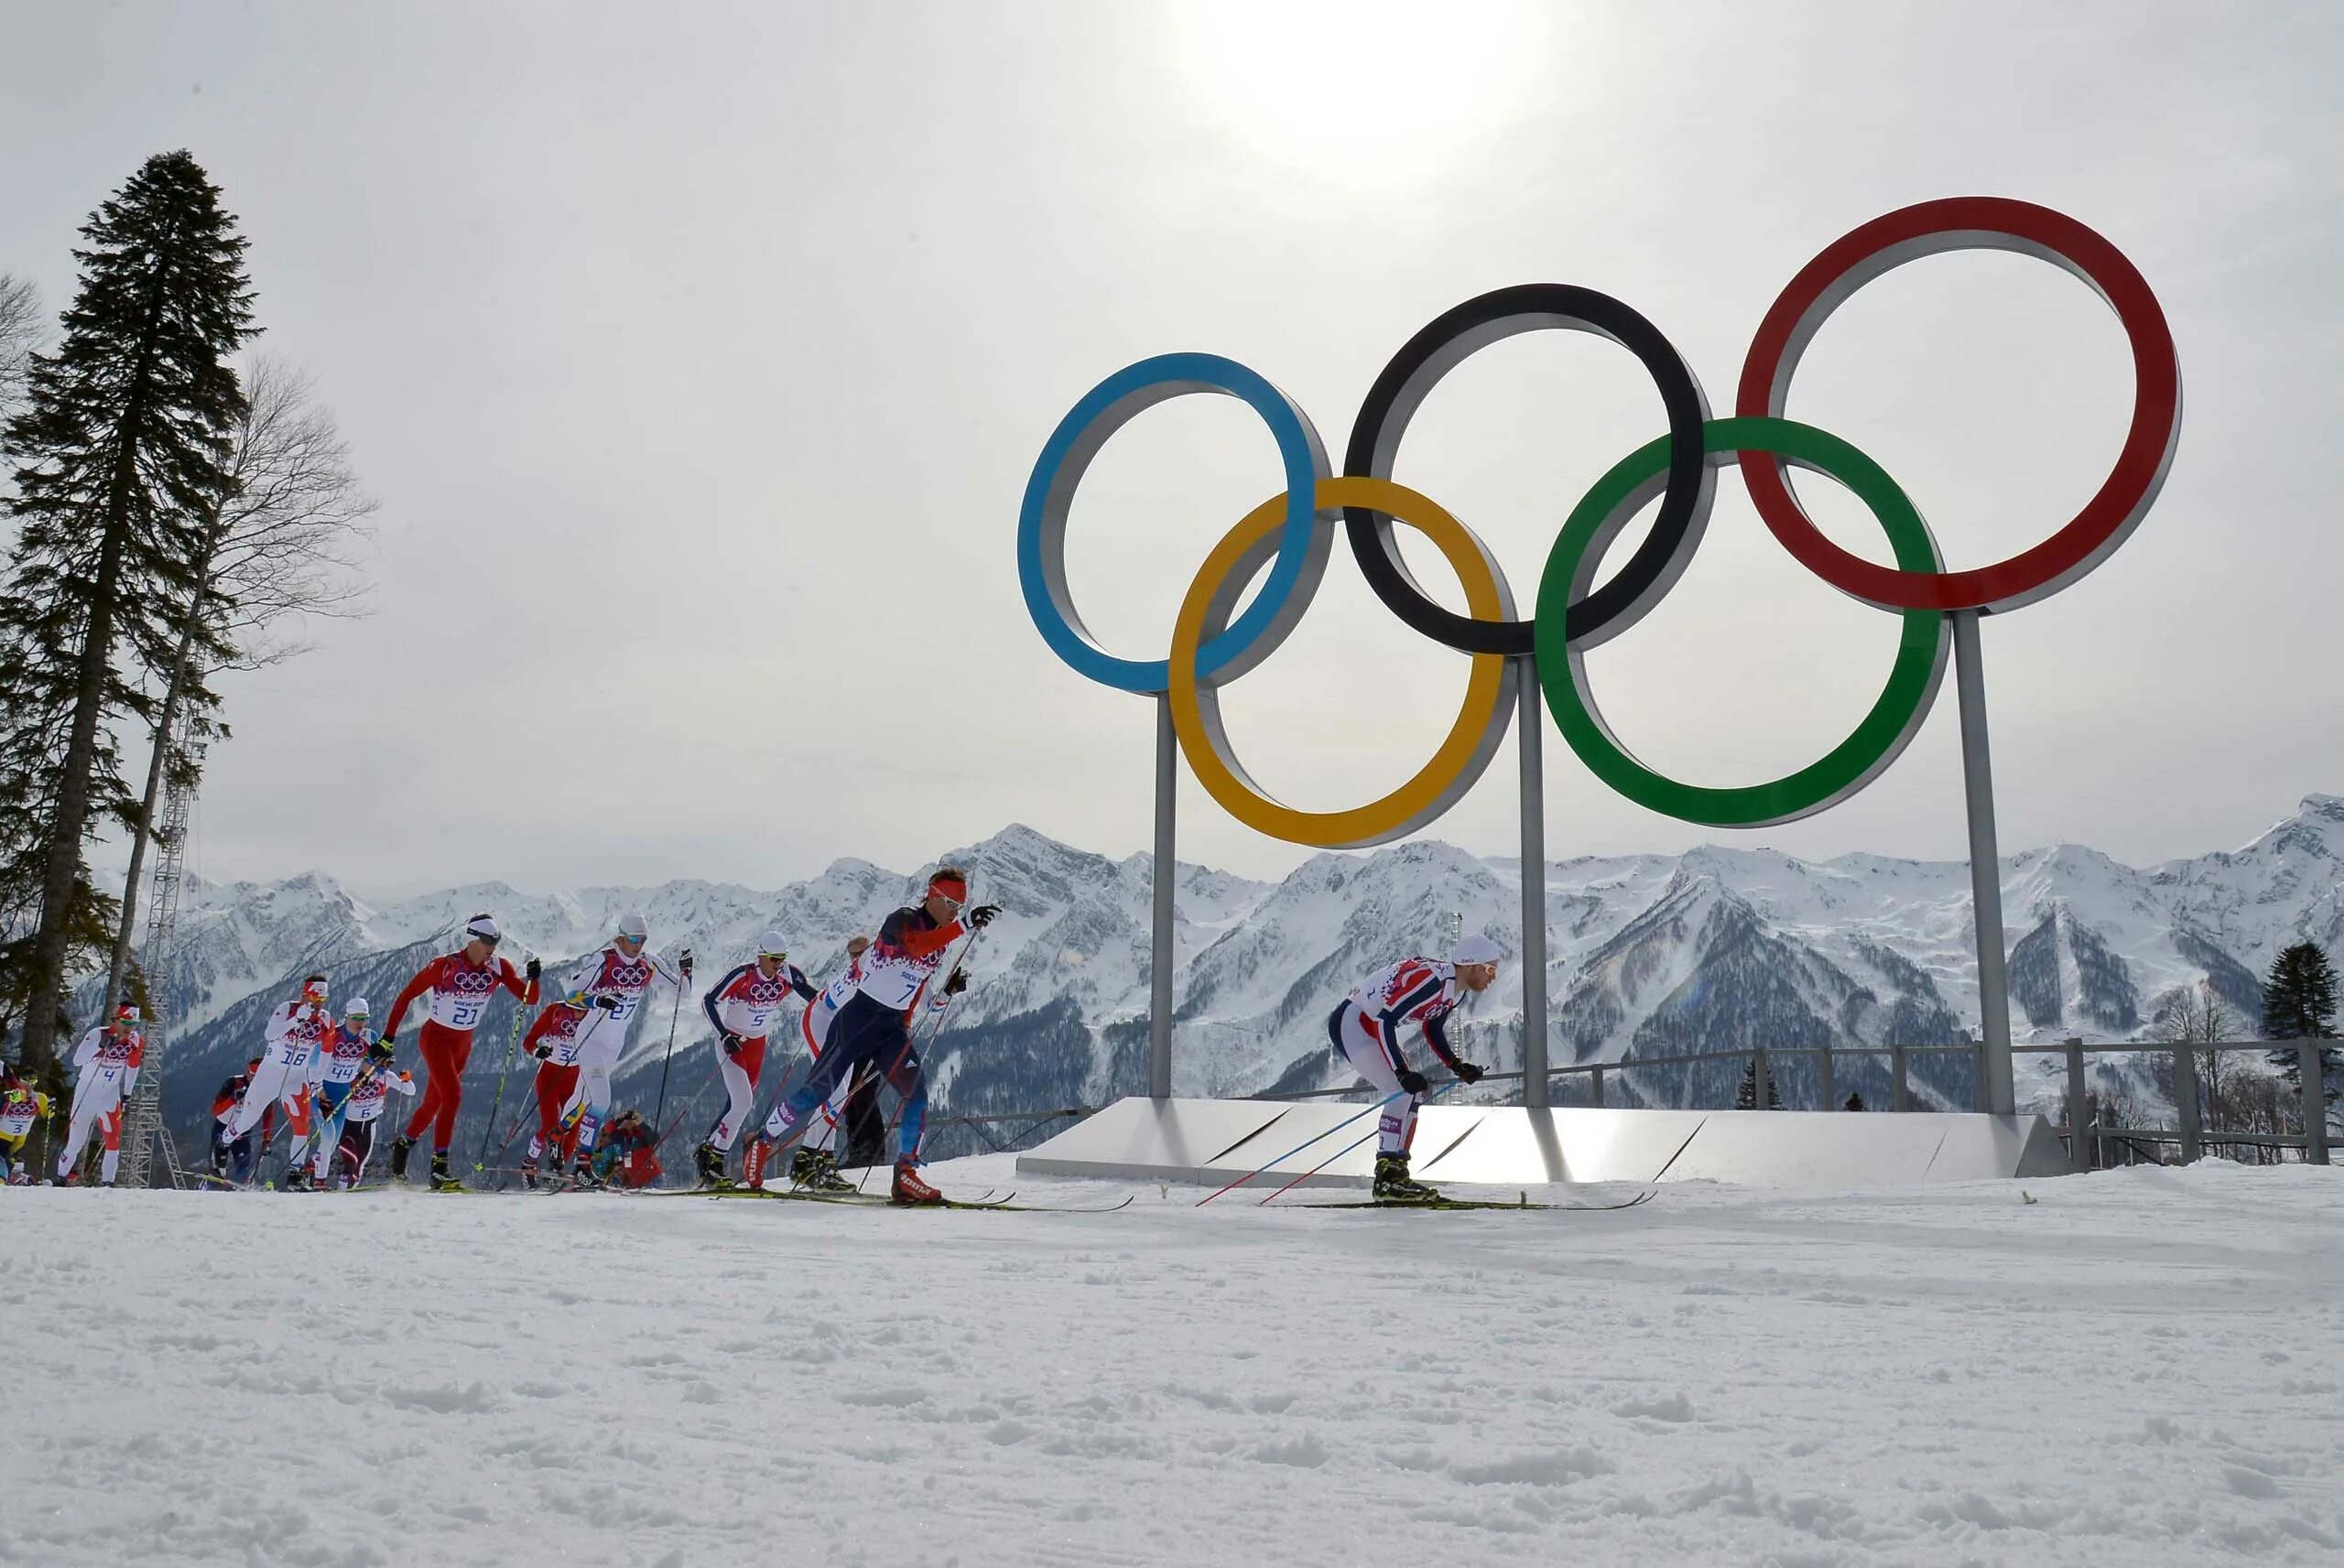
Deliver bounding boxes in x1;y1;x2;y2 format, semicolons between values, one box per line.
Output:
1341;284;1718;658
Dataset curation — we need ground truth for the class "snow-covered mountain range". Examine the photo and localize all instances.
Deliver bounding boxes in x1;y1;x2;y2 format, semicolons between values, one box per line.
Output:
114;795;2344;1162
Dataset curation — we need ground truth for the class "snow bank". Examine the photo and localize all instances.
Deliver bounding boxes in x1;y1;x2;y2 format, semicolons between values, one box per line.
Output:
7;1159;2339;1565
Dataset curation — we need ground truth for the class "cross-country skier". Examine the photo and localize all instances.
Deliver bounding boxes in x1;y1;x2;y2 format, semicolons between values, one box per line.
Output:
0;1060;52;1184
380;914;540;1191
294;998;378;1187
785;934;873;1192
211;1058;266;1182
517;992;591;1189
1329;933;1498;1202
586;1108;661;1189
693;931;817;1187
52;1005;145;1185
330;1042;414;1188
223;974;332;1178
744;867;996;1205
554;911;691;1187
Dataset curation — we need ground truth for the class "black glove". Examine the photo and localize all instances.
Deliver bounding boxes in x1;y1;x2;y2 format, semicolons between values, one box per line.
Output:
964;903;1000;931
593;994;623;1011
531;1044;553;1061
943;968;968;996
1395;1068;1429;1097
721;1032;744;1057
365;1040;396;1065
525;957;541;982
1452;1061;1484;1086
678;949;695;979
376;1033;396;1054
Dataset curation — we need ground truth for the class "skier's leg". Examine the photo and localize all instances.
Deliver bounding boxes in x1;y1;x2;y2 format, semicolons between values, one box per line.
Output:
339;1121;374;1186
429;1032;473;1154
880;1035;928;1166
99;1106;122;1184
708;1044;758;1153
56;1095;103;1178
758;1037;853;1142
1334;1008;1416;1155
228;1057;292;1141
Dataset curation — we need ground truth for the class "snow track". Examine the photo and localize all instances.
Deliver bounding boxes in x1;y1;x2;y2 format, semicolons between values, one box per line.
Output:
7;1158;2340;1565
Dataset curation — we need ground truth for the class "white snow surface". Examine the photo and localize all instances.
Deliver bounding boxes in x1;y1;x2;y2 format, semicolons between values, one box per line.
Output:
9;1160;2341;1566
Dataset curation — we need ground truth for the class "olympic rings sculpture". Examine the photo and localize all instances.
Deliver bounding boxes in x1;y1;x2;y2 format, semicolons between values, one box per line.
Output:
1018;197;2181;849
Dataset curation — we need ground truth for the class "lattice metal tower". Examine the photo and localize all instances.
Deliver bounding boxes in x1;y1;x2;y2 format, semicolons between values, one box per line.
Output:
119;763;197;1188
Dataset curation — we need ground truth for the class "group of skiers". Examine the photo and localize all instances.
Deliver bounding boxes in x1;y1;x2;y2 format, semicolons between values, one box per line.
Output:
6;858;1506;1204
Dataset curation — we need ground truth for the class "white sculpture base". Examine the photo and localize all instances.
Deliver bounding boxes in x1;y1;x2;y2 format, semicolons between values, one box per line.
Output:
1015;1097;2067;1190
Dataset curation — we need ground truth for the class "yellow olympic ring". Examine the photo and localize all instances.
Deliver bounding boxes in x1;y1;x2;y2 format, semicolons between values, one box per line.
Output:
1169;477;1518;849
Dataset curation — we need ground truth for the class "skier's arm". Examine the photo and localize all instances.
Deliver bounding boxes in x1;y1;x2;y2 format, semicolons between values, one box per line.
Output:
881;907;964;960
1418;1011;1467;1076
263;1005;296;1049
71;1028;100;1068
786;964;817;1003
496;956;537;1006
380;961;441;1039
701;966;748;1035
386;1071;417;1098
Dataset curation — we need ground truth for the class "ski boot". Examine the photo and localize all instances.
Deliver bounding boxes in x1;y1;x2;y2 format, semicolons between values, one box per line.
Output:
279;1166;310;1192
693;1141;732;1189
1371;1152;1439;1205
389;1135;415;1181
741;1137;774;1191
570;1160;605;1192
791;1147;856;1194
889;1162;944;1206
428;1152;465;1193
522;1159;542;1191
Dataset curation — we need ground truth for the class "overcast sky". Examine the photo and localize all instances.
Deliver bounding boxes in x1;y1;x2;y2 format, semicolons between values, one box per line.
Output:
3;1;2339;897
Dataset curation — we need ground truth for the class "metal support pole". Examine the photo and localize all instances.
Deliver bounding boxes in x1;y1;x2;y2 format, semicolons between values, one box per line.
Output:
2173;1044;2201;1164
1517;657;1548;1111
1509;655;1546;1106
1590;1065;1604;1108
1951;611;2016;1117
1818;1045;1836;1110
1892;1043;1910;1112
2064;1037;2089;1174
1149;692;1176;1100
2300;1040;2330;1166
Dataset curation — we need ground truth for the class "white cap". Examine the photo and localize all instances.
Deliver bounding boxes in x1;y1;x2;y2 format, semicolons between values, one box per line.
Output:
616;910;648;941
344;997;371;1017
756;930;788;957
1452;931;1503;968
464;914;501;943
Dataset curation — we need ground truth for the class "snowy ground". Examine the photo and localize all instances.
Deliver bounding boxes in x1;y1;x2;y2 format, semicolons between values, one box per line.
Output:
7;1159;2341;1567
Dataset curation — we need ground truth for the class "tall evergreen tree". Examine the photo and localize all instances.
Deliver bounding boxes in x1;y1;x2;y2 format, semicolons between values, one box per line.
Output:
1736;1054;1783;1109
0;150;255;1080
2262;941;2339;1109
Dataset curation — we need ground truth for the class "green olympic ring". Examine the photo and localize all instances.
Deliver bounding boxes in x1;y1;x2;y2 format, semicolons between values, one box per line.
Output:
1535;416;1950;828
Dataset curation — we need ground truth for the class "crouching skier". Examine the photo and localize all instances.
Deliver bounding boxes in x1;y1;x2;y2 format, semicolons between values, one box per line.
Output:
53;1006;144;1185
744;867;996;1205
518;993;591;1189
331;1042;415;1187
1329;933;1499;1203
693;931;817;1188
288;997;377;1189
211;1058;266;1182
0;1059;52;1184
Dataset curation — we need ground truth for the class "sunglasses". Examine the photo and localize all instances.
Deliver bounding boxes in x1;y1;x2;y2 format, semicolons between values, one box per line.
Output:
472;935;500;948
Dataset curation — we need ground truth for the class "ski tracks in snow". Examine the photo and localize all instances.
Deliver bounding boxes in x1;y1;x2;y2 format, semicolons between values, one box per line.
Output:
5;1156;2341;1566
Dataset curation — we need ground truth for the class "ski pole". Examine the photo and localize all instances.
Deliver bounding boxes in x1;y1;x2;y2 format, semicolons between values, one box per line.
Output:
650;962;688;1137
472;948;538;1178
1252;1079;1466;1207
1195;1091;1405;1206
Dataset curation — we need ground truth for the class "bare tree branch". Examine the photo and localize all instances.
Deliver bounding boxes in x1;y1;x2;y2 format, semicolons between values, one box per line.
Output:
0;274;38;434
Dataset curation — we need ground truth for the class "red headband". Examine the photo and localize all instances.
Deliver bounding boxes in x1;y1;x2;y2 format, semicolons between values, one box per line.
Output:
928;874;968;900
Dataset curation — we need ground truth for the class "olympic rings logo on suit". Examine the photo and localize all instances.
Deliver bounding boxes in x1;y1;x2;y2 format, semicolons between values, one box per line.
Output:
1018;197;2181;849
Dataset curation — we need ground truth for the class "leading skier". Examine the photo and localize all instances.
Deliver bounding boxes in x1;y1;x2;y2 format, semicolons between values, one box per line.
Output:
744;867;996;1205
1329;933;1498;1203
380;914;540;1191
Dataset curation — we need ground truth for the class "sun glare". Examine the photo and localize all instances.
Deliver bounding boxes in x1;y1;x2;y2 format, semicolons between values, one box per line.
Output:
1170;0;1546;187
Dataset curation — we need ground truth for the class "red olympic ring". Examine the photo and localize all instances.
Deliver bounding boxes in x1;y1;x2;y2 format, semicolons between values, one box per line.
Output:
1736;197;2181;614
